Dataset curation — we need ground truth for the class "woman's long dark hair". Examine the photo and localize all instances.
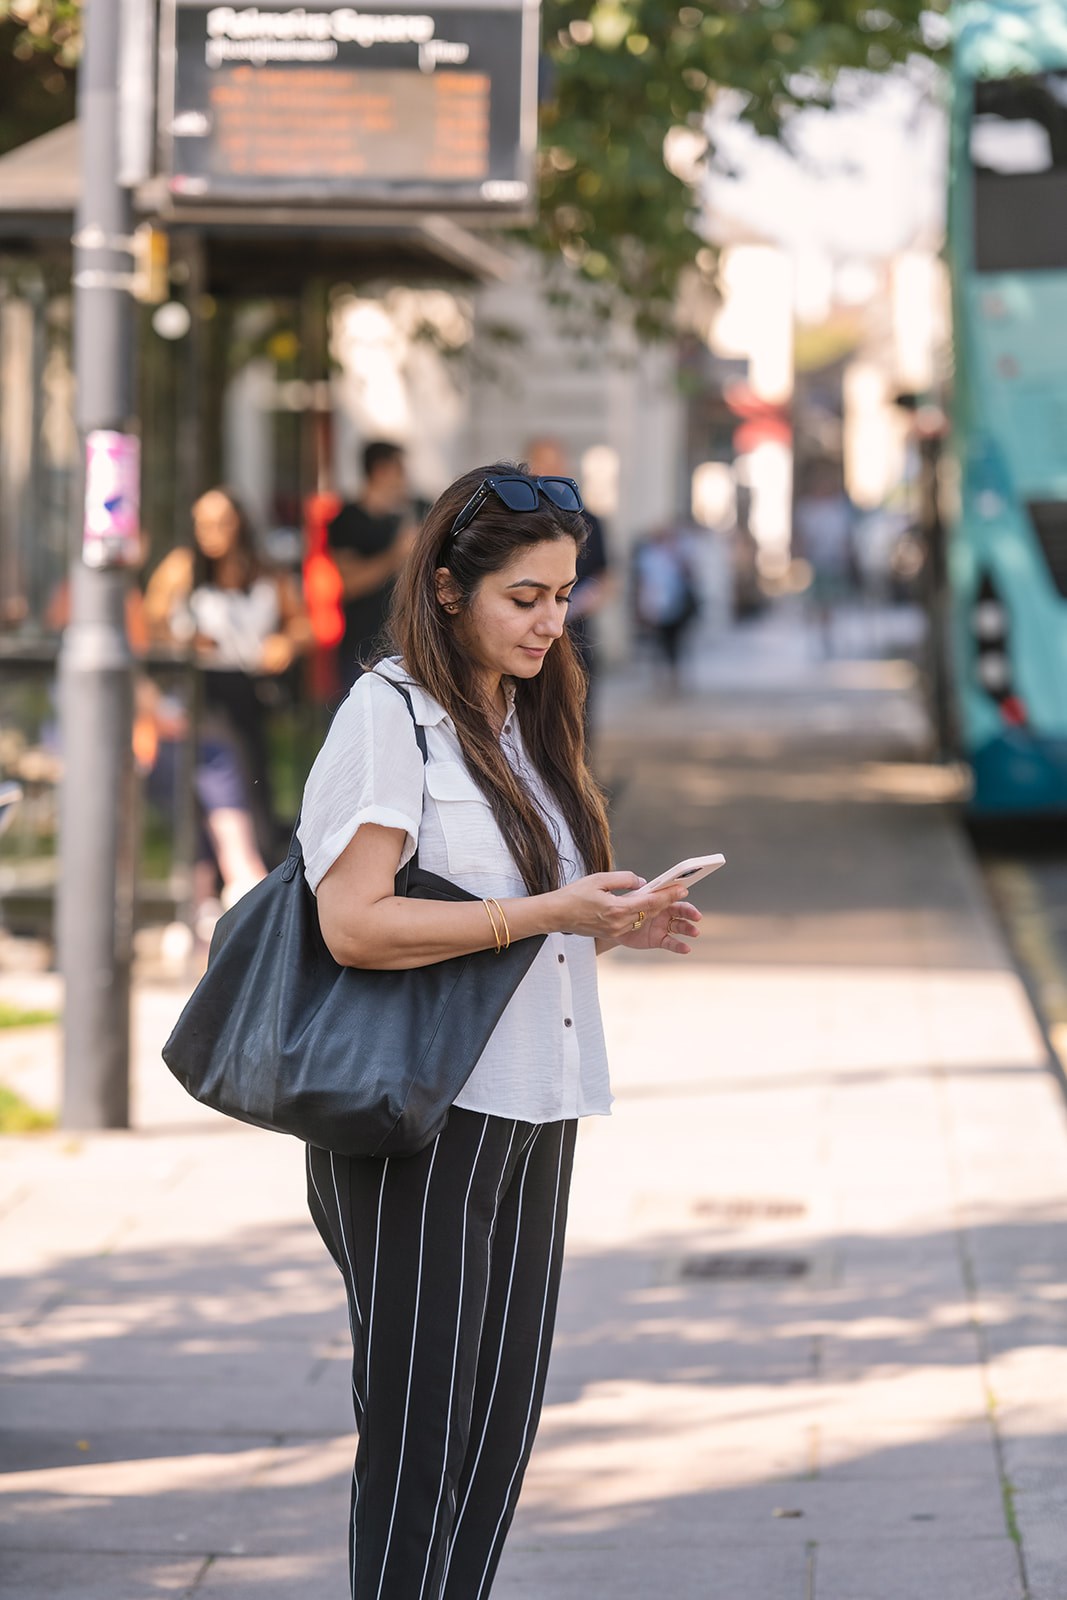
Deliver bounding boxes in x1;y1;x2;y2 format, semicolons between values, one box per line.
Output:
382;463;613;894
191;488;263;592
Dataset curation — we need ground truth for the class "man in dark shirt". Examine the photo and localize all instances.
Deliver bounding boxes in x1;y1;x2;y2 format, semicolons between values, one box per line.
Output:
327;441;417;692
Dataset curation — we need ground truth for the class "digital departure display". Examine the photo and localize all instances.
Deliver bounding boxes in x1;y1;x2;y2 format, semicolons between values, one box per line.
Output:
208;66;490;182
161;0;536;212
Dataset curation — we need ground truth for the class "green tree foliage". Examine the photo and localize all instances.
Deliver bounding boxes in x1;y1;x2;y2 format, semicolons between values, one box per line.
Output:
0;11;75;155
0;0;79;63
0;0;947;334
534;0;948;335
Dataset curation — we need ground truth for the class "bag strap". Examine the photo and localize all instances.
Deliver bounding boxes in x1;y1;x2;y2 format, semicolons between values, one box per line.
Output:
280;672;427;883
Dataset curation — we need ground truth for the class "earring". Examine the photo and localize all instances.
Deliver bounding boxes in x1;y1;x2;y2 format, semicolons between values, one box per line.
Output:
445;603;459;614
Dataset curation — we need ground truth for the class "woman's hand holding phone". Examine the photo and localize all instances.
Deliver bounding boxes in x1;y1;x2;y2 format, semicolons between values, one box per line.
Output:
544;852;721;950
548;872;690;943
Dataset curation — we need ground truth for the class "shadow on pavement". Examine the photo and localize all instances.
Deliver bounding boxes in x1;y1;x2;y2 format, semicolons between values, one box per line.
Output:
0;1198;1057;1598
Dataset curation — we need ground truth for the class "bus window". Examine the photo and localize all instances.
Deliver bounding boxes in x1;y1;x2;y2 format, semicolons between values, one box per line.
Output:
972;72;1067;273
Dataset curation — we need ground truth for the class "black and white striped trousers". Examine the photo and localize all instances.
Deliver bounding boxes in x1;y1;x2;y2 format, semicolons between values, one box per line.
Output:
306;1109;577;1600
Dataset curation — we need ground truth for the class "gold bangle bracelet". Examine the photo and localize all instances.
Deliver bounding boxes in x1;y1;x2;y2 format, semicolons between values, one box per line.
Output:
482;898;503;955
485;898;506;954
485;897;511;952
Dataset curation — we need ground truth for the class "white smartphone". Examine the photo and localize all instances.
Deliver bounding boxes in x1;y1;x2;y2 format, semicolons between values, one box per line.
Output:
624;853;726;896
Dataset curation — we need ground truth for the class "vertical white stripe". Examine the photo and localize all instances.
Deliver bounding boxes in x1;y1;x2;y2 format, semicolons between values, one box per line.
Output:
350;1463;361;1599
309;1147;365;1592
477;1121;521;1341
473;1124;567;1600
327;1151;364;1330
364;1160;389;1414
323;1150;365;1430
440;1126;539;1593
417;1114;491;1600
374;1139;440;1600
354;1158;390;1600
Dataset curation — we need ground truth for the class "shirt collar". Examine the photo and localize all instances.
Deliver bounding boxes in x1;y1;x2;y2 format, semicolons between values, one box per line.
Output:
377;657;517;735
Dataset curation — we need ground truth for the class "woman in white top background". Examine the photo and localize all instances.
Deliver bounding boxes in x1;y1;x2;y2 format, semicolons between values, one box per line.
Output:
145;487;311;924
298;462;702;1600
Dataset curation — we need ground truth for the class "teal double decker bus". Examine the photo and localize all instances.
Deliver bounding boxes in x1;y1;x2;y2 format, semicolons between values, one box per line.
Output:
947;0;1067;814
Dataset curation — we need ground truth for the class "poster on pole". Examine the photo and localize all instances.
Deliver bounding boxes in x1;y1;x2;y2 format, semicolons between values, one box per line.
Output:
159;0;539;216
83;432;142;569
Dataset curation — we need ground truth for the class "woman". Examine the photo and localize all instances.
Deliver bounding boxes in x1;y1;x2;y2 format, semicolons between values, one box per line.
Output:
298;464;702;1600
634;524;700;692
145;487;311;923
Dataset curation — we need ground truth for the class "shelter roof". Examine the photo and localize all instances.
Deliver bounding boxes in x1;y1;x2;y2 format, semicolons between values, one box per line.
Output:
0;121;512;285
0;122;79;227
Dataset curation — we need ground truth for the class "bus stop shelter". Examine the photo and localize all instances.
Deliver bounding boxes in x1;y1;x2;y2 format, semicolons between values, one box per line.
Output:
0;116;510;944
0;115;510;614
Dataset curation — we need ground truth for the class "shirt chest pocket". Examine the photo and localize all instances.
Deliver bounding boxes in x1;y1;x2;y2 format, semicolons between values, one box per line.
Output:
424;762;514;878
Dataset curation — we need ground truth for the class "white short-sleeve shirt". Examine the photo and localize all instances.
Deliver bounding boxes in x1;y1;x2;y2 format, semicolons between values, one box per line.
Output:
297;658;611;1123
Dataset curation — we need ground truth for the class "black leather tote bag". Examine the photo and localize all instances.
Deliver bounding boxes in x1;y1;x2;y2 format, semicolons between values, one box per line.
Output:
162;679;545;1157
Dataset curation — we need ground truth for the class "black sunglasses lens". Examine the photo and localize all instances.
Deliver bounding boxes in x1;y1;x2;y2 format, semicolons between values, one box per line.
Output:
538;478;583;511
492;478;540;512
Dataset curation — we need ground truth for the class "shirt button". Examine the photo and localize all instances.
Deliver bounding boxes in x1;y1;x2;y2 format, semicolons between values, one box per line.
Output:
557;953;565;964
564;1017;573;1028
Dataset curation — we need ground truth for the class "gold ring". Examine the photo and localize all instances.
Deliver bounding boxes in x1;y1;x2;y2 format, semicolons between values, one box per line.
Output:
630;910;646;931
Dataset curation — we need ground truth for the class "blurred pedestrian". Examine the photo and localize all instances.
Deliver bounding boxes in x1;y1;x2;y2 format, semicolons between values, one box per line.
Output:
793;460;857;655
327;440;418;692
145;487;311;932
729;483;764;620
633;523;701;691
300;461;702;1600
525;437;613;730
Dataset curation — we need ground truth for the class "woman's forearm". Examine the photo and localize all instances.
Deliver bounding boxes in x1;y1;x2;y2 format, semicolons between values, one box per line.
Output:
325;890;565;970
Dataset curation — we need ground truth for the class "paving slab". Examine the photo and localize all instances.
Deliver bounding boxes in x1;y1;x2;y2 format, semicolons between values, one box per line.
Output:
812;1419;1003;1484
0;1550;205;1600
1008;1486;1067;1600
190;1551;381;1597
2;1433;358;1560
512;1471;1005;1544
812;1537;1024;1600
0;1326;348;1382
494;1538;813;1600
0;1368;351;1437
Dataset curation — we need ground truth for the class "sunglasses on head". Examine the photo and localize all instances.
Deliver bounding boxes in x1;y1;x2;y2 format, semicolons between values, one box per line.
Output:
445;474;584;549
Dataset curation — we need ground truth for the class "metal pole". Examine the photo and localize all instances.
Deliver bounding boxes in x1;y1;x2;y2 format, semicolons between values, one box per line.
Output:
58;0;137;1128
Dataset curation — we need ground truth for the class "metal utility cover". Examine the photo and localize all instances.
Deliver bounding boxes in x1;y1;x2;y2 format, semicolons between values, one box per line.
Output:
679;1255;811;1281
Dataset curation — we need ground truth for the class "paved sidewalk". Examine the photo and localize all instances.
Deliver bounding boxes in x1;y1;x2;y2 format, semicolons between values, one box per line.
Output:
3;604;1067;1599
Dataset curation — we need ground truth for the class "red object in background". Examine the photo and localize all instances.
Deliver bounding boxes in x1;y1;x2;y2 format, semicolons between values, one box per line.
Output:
305;549;344;646
733;416;792;453
304;490;343;701
999;694;1028;727
724;381;792;454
